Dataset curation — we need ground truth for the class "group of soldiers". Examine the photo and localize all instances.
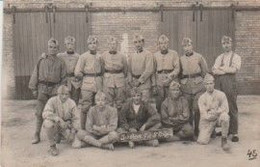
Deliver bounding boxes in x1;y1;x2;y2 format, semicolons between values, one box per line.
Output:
28;33;241;156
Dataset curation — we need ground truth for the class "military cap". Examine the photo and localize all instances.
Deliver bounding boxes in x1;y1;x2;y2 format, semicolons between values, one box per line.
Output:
203;73;215;83
221;35;232;43
64;36;76;44
182;37;192;46
48;37;59;46
131;87;142;96
57;85;70;94
133;34;144;42
158;34;169;43
87;35;98;44
169;81;181;90
107;36;118;43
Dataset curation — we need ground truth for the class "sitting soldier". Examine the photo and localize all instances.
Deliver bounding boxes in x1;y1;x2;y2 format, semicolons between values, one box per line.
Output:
118;88;161;148
160;81;194;141
74;91;119;150
197;74;230;151
42;85;79;156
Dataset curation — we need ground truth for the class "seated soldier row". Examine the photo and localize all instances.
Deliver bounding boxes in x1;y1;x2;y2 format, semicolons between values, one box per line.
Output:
42;73;230;156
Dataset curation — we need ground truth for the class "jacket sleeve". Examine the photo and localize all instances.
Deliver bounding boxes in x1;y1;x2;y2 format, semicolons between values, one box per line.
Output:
70;102;80;130
177;98;190;123
198;95;208;120
85;107;101;136
138;52;155;84
160;100;174;126
199;55;208;78
169;52;180;79
118;102;130;130
144;103;161;129
42;98;59;121
60;59;67;85
101;108;118;133
28;64;39;91
74;55;85;77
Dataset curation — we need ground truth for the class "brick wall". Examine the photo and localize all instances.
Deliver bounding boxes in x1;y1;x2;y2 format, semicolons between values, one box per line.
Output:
235;11;260;94
3;0;260;98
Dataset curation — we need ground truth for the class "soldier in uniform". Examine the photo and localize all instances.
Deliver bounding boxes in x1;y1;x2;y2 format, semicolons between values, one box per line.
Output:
29;38;66;144
57;36;81;104
212;36;241;142
179;37;208;137
42;85;79;156
101;36;127;110
74;35;103;130
74;92;119;150
160;81;194;141
153;34;180;112
128;34;154;102
118;88;161;148
197;74;230;151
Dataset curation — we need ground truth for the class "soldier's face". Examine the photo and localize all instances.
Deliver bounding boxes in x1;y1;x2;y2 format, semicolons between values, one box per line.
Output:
48;43;58;55
88;41;97;51
95;96;106;107
65;42;75;52
133;93;142;105
222;41;232;52
183;44;193;55
108;41;118;52
169;89;180;99
59;92;70;103
134;39;144;51
205;81;215;93
159;41;169;51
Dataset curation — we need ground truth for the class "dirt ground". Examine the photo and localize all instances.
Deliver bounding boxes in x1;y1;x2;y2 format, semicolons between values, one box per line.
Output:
1;96;260;167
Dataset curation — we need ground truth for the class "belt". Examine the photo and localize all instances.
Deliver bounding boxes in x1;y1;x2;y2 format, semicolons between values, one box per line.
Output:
105;69;123;74
132;74;141;79
157;69;173;74
38;81;58;86
67;73;74;77
181;73;201;79
83;73;102;77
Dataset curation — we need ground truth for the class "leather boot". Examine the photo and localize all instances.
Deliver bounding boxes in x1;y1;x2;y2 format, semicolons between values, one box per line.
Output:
32;118;43;144
48;144;59;156
221;137;230;151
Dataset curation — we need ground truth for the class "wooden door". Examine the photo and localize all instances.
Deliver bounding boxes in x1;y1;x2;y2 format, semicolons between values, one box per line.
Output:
13;12;51;99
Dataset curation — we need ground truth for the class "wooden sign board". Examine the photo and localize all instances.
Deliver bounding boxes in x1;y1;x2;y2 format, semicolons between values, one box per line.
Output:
119;128;173;142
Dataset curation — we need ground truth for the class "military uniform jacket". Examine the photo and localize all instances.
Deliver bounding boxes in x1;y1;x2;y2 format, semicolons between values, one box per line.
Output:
180;52;208;94
119;99;161;130
42;96;79;130
28;54;67;95
161;96;190;130
128;49;154;90
57;52;82;90
198;89;229;121
153;50;180;87
74;51;103;92
85;105;118;136
101;51;127;88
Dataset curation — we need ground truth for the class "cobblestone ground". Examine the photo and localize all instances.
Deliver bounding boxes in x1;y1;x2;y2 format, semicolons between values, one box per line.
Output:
1;96;260;167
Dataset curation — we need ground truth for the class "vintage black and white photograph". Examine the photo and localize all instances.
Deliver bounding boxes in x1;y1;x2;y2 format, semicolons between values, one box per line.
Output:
1;0;260;167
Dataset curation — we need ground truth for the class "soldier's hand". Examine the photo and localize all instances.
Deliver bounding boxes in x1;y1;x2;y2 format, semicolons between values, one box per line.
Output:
40;53;47;59
140;124;146;131
129;128;138;133
32;90;38;98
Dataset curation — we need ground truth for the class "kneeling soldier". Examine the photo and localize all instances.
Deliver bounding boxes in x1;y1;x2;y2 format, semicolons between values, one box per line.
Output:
42;85;79;156
75;92;119;150
118;88;161;148
197;74;230;151
160;81;194;141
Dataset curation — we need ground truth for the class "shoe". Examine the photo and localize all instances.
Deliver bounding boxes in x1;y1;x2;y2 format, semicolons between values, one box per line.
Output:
48;145;59;156
231;135;239;142
102;144;114;150
31;133;40;144
72;136;83;149
216;131;222;136
128;141;135;149
221;137;230;151
145;140;159;147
